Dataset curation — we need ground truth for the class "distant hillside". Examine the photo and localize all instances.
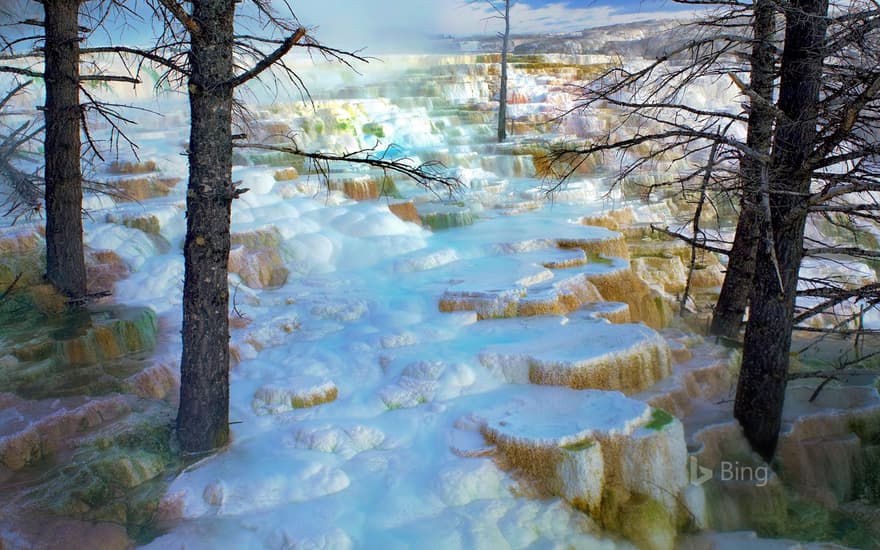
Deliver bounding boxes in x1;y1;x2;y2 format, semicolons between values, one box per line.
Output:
442;20;695;57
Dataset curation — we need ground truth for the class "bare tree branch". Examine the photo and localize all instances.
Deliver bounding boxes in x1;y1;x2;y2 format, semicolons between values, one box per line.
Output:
228;27;305;88
0;66;42;78
649;224;731;255
240;141;461;195
81;45;188;75
80;74;141;84
156;0;201;37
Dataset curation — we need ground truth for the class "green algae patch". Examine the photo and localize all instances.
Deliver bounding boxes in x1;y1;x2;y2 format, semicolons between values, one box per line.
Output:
855;443;880;503
646;409;674;431
849;411;880;503
362;122;385;138
587;252;614;266
126;479;172;543
618;495;677;550
757;492;880;549
419;208;474;231
0;282;65;328
0;306;159;400
378;175;403;199
561;439;595;452
0;252;44;292
701;468;787;535
0;233;46;300
600;486;677;550
40;405;179;538
850;410;880;444
89;450;167;490
248;151;307;172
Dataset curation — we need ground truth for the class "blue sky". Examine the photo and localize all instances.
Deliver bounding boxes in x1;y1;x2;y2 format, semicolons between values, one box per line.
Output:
0;1;702;54
289;1;704;51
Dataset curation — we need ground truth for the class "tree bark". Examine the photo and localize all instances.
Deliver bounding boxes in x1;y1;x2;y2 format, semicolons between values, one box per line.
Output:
735;0;829;461
710;0;776;338
43;0;86;298
497;0;510;142
176;0;235;453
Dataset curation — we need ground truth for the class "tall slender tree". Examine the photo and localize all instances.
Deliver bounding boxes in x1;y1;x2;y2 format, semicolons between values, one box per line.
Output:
469;0;513;142
150;0;293;452
152;0;458;452
0;1;141;298
497;0;511;142
42;0;86;297
176;0;237;451
735;0;829;459
709;0;778;338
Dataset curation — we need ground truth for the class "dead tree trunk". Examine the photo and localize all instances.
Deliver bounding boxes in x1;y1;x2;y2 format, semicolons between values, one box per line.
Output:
158;0;453;454
497;0;510;142
735;0;829;461
176;0;235;453
710;0;776;338
43;0;86;298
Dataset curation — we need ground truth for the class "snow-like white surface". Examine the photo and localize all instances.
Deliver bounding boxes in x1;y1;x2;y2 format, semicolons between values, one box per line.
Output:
106;149;638;547
124;172;676;546
477;386;653;448
478;315;670;390
116;160;649;547
480;316;660;366
467;211;624;254
442;255;555;291
84;223;167;271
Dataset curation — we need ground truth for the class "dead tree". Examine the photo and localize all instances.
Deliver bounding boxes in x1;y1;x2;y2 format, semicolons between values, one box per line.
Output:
709;0;778;337
736;0;832;460
150;0;459;453
146;0;250;453
0;1;141;299
43;0;87;297
469;0;513;142
549;4;758;175
496;0;511;142
545;7;760;326
551;0;880;459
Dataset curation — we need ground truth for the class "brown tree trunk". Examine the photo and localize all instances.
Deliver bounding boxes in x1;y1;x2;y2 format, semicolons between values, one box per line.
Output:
497;0;510;142
43;0;86;298
735;0;829;461
176;0;235;452
710;0;776;338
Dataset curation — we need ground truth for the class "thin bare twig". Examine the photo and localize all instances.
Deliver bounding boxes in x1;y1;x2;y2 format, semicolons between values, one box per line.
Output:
0;272;22;301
